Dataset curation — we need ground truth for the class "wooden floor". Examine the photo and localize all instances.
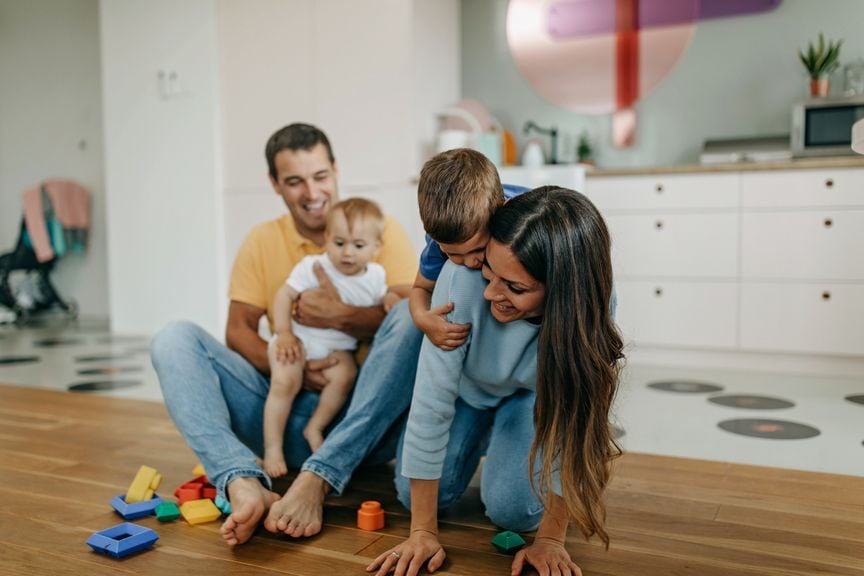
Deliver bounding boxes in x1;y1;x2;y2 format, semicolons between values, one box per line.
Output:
0;383;862;575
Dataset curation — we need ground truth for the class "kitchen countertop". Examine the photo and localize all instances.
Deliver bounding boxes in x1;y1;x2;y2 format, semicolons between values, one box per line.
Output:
586;155;864;177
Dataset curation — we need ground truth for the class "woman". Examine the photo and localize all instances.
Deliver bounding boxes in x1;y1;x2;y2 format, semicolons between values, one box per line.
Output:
368;187;624;576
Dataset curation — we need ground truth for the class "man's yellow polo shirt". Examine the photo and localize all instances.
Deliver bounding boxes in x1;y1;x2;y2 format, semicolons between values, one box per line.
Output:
229;213;418;331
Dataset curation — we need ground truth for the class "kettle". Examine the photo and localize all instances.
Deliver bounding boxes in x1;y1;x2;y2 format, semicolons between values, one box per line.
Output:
521;140;545;167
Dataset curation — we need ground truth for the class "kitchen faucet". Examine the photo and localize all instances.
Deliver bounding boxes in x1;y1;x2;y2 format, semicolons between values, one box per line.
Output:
523;121;558;164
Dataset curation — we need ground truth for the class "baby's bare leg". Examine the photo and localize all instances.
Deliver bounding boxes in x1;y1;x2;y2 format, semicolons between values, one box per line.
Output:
303;350;357;452
264;342;305;478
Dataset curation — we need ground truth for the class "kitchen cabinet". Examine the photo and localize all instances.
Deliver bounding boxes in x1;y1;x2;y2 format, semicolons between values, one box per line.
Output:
586;164;864;358
585;172;740;351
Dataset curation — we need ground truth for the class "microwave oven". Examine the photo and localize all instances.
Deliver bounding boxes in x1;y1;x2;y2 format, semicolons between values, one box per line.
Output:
791;95;864;157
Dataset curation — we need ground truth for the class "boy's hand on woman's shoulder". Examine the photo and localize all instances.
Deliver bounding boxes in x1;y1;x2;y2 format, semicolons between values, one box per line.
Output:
416;302;471;351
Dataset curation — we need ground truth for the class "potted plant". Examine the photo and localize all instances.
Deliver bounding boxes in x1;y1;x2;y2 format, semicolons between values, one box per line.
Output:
577;131;594;166
798;33;843;97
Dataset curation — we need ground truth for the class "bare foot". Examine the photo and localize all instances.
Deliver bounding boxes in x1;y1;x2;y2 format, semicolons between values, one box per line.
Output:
263;451;288;478
303;426;325;452
220;477;280;547
264;470;330;538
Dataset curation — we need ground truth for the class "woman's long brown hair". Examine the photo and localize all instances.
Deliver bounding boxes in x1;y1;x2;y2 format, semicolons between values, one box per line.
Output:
489;186;624;547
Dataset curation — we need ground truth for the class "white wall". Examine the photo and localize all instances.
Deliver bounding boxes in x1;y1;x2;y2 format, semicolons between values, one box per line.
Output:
0;0;108;317
100;0;225;336
218;0;461;272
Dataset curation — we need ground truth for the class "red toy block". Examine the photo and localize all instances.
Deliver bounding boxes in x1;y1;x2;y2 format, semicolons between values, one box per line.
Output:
174;482;203;505
202;486;217;500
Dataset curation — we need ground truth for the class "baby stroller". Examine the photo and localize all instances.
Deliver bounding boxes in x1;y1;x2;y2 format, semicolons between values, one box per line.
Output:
0;180;90;324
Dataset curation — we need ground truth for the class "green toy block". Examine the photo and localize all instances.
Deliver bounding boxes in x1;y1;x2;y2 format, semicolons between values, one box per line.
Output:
155;501;181;522
491;530;526;553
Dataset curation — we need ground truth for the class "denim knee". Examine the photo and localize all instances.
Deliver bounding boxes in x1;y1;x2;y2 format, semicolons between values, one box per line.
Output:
151;320;203;366
379;300;420;342
485;497;543;532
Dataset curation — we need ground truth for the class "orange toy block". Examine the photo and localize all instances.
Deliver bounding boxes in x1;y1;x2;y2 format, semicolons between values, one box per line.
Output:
125;465;162;504
180;499;222;525
357;500;385;531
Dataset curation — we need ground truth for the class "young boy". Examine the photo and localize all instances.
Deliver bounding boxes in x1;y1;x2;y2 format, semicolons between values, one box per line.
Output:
409;148;527;349
264;198;402;478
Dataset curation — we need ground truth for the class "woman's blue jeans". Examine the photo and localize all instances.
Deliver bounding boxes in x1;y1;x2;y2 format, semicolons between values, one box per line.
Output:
394;389;544;532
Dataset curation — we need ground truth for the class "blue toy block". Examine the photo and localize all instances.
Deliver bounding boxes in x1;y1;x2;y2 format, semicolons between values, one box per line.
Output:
86;522;159;558
110;494;164;520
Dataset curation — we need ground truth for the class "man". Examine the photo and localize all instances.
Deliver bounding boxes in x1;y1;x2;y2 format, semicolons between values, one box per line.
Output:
151;123;419;545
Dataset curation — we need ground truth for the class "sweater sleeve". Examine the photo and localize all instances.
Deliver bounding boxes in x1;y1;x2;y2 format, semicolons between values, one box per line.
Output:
399;263;475;479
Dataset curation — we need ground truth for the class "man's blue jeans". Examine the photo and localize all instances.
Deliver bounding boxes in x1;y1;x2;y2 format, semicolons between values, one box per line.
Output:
151;299;423;499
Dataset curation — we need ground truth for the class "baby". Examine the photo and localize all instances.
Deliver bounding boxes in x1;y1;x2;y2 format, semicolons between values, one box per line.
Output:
264;197;393;478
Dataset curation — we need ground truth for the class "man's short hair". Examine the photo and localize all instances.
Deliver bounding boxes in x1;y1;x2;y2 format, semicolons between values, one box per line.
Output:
326;197;385;241
417;148;503;244
266;123;335;180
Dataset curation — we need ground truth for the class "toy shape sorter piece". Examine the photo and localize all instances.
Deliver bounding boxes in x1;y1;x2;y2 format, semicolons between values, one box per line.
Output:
125;465;162;503
180;498;223;525
357;500;385;531
192;463;206;476
110;494;164;520
491;530;526;554
86;522;159;559
155;501;181;522
214;495;232;515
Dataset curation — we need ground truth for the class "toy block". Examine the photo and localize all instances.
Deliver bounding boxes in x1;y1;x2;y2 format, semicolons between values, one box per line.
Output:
357;500;385;531
110;494;164;520
202;486;217;500
214;495;231;515
491;530;526;554
126;465;162;504
192;463;206;476
155;501;181;522
180;498;222;525
86;522;159;559
174;481;203;505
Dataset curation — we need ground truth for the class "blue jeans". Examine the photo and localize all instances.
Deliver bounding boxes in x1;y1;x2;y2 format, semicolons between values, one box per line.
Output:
301;299;423;494
394;389;544;532
150;299;422;499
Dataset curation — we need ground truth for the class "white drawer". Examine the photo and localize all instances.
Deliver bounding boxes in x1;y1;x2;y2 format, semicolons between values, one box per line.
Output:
586;173;739;211
740;283;864;356
616;281;738;349
742;210;864;281
607;213;738;278
740;169;864;208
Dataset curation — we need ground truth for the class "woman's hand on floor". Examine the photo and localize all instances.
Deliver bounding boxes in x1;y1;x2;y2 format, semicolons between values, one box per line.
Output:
511;537;582;576
366;530;446;576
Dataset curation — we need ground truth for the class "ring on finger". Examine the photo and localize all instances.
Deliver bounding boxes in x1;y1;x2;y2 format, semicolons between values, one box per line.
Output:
390;551;401;559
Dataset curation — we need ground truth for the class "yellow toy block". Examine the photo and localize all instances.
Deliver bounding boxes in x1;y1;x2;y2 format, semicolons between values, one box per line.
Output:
180;498;222;525
125;465;162;504
192;463;206;477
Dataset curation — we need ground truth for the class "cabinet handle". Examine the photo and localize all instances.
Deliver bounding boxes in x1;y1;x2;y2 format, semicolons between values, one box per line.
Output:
654;287;663;297
822;291;831;301
654;220;664;230
655;184;664;193
824;218;833;228
825;178;834;188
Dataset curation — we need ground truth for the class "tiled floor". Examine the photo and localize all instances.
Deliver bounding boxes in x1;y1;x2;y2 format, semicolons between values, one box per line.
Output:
2;315;862;477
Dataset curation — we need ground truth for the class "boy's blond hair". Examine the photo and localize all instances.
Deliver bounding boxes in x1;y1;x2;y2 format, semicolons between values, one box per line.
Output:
417;148;503;244
326;197;385;240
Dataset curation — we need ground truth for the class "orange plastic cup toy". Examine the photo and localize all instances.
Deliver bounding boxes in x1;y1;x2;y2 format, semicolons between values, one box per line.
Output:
357;500;385;531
